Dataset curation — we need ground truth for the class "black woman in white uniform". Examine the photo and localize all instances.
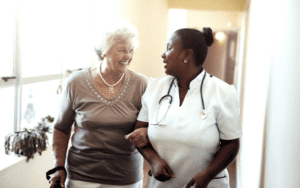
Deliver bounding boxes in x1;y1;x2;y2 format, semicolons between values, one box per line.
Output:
126;27;242;188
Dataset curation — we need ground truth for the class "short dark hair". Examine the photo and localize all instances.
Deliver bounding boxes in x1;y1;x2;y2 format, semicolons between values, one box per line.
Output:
174;28;214;68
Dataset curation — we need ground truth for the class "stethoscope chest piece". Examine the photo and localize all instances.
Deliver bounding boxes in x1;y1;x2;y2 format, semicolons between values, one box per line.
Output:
200;110;207;120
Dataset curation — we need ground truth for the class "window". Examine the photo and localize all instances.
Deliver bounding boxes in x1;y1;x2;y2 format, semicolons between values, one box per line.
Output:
0;0;17;156
0;1;96;162
0;1;15;77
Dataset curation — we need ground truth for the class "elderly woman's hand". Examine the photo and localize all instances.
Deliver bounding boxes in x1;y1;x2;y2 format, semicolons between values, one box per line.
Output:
150;157;175;182
125;127;149;148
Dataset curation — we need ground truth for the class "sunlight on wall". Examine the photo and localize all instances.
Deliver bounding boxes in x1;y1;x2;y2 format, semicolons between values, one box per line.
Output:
239;0;272;187
167;9;187;38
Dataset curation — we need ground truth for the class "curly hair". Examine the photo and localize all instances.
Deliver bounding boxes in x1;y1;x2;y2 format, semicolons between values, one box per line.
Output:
94;18;139;60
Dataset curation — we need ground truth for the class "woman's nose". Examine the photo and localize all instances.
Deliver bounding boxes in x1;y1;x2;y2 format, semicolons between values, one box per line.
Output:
125;52;132;59
161;52;165;58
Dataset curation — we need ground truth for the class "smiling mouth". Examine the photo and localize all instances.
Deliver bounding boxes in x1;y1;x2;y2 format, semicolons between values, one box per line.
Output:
119;61;129;65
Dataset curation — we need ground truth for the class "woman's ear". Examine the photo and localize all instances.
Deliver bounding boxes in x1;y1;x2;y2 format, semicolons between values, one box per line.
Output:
185;49;194;61
95;49;105;60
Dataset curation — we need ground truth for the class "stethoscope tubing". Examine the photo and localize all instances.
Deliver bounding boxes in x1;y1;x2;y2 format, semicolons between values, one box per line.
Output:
153;71;207;126
200;71;206;110
158;77;176;105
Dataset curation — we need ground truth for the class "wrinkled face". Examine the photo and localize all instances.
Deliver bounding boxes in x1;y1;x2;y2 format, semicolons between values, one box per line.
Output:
104;38;134;73
161;33;185;76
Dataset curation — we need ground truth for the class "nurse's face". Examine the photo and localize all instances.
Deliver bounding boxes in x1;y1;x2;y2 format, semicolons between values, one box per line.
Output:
161;33;186;76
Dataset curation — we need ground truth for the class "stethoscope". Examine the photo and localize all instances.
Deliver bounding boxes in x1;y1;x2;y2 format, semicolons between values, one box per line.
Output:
151;71;207;126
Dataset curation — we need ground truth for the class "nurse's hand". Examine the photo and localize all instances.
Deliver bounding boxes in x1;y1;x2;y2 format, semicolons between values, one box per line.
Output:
150;157;175;182
49;170;66;188
184;172;211;188
125;127;149;148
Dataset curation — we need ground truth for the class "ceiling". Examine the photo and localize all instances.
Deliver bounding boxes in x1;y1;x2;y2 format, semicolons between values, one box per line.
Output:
167;0;247;12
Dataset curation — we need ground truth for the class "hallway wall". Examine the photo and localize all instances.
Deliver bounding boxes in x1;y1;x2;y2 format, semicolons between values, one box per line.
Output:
238;0;300;187
112;0;169;78
263;0;300;187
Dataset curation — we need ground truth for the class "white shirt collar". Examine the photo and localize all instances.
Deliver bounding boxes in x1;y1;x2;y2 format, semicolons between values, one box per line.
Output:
174;69;207;89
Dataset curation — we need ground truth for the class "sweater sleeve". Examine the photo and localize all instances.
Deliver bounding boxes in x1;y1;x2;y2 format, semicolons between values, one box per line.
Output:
53;79;75;134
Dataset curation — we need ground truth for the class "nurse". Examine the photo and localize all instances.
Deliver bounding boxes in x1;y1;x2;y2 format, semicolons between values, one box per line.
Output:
126;27;242;188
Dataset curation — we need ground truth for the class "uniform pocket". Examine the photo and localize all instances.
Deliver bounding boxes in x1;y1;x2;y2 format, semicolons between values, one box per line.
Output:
208;171;229;188
213;170;227;179
213;175;226;179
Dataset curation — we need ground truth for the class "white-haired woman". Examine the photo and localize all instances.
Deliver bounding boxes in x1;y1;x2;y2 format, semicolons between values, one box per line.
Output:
49;19;148;188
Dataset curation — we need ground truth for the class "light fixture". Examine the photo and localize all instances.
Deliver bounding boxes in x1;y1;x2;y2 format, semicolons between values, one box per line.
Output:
215;31;226;41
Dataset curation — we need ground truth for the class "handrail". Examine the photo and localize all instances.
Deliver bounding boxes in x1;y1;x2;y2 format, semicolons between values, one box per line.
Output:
1;76;17;82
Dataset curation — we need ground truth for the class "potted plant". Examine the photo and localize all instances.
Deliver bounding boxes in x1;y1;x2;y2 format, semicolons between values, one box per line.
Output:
4;115;54;162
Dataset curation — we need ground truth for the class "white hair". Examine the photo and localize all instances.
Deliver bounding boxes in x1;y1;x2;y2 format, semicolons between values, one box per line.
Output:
94;18;139;60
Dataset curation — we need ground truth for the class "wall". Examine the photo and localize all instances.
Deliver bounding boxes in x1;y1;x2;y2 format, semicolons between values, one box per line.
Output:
203;33;228;80
186;10;244;81
263;0;300;187
238;0;300;187
238;0;272;186
186;10;244;32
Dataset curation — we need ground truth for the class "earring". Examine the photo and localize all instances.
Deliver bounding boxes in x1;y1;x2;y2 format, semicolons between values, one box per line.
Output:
184;59;188;63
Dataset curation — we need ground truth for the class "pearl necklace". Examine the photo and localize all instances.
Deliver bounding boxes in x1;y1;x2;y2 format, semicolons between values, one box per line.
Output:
98;65;125;94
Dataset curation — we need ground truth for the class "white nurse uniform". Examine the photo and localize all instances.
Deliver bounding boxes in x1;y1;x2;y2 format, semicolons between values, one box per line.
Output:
137;70;242;188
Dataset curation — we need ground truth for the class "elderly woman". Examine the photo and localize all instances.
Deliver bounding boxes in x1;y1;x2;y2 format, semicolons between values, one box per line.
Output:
49;19;148;188
126;28;242;188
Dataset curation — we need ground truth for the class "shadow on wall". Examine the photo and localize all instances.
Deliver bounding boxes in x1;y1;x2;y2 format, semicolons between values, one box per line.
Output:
204;31;238;85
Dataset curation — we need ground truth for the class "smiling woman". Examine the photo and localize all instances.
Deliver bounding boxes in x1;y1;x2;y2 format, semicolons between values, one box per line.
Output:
50;18;149;188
